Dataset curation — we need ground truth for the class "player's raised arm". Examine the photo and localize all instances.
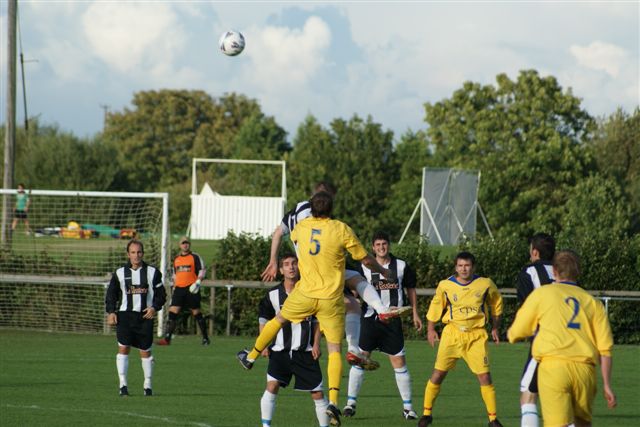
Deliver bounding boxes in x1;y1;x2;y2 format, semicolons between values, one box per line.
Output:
261;226;284;282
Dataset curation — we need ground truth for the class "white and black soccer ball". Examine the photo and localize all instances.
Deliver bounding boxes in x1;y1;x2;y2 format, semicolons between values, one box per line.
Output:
219;30;245;56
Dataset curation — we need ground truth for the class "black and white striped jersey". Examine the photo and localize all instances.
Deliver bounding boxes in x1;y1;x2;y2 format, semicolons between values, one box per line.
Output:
279;201;311;235
258;284;315;352
516;260;554;304
105;262;166;313
358;255;416;317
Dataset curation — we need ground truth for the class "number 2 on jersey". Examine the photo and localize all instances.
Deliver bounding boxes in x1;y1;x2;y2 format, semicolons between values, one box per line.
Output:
309;229;321;255
564;297;581;329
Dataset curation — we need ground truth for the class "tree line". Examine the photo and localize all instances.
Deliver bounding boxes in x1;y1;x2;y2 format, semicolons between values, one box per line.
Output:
2;69;638;243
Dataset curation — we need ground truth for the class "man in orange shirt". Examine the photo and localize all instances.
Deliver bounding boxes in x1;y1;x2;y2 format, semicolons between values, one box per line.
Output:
158;236;210;346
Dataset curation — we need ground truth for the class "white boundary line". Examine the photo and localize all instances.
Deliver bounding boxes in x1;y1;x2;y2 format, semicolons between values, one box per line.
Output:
4;403;213;427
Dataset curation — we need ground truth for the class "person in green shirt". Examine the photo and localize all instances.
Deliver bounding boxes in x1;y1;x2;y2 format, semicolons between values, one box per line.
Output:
11;183;31;235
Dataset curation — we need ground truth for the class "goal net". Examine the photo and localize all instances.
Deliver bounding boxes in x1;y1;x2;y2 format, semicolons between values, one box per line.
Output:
0;189;169;334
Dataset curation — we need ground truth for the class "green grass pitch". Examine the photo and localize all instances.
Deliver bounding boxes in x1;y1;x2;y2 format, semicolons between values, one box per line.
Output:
1;330;638;426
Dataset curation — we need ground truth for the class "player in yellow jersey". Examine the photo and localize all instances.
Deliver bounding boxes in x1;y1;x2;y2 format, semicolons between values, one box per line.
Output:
508;250;617;427
238;191;395;426
419;252;504;427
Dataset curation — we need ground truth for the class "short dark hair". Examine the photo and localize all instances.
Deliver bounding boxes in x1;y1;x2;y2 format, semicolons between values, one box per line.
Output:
553;250;581;281
127;239;144;253
310;191;333;217
278;252;298;268
313;181;337;197
372;231;390;245
454;251;476;266
529;233;556;261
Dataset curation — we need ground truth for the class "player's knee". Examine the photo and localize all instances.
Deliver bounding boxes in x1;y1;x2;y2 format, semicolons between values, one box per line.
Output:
477;372;492;385
520;390;537;405
344;297;360;314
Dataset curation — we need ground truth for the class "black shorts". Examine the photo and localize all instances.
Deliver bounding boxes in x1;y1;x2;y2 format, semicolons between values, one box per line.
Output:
267;350;323;391
116;311;154;350
520;346;539;393
170;286;201;309
358;315;405;356
14;210;27;219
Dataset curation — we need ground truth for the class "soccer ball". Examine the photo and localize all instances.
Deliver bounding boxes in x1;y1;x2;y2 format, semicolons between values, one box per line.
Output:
219;30;245;56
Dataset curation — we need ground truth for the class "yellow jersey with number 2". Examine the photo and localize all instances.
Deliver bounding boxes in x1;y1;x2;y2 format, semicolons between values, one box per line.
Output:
508;282;613;364
290;216;368;300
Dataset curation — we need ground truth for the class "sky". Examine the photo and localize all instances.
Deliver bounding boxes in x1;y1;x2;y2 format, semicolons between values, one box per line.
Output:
0;1;638;142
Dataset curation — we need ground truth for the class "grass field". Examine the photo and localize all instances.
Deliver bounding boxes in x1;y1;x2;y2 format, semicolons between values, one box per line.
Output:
1;330;638;427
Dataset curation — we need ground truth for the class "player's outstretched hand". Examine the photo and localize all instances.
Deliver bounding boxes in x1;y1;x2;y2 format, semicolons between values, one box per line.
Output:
604;386;617;409
142;307;156;319
427;328;439;348
312;344;321;360
107;313;117;326
261;262;278;282
413;314;423;332
491;328;500;344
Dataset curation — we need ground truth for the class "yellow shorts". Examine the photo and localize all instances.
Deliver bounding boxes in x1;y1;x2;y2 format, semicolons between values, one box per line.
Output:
538;359;596;426
279;287;345;344
434;325;490;374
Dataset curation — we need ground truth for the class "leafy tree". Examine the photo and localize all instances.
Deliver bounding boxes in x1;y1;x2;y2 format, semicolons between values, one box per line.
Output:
590;108;640;232
382;130;432;239
1;120;117;191
103;90;287;230
557;175;631;242
424;70;595;238
287;115;335;206
288;114;397;239
329;115;396;238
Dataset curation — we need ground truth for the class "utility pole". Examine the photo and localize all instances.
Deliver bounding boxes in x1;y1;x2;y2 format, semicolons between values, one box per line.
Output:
99;104;110;131
2;0;17;246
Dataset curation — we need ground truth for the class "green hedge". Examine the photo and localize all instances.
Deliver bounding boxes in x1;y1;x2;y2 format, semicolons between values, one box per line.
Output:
210;232;640;344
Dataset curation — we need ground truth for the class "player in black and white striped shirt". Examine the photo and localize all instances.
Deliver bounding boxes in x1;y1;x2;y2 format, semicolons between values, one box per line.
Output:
515;233;555;427
344;231;422;421
105;240;166;397
258;253;330;427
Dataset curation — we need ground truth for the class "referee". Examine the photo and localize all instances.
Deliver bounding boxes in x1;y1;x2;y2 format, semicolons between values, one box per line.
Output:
105;239;166;397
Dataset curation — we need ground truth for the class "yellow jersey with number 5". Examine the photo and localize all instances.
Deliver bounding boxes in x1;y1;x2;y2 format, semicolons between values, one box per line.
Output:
290;216;368;300
508;282;613;364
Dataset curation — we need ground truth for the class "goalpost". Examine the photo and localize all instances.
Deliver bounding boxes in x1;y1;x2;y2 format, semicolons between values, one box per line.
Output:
0;189;169;335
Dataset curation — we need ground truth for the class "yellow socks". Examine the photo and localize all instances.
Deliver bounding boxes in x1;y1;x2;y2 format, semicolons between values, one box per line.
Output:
423;380;441;416
248;318;282;360
480;384;498;421
327;351;342;404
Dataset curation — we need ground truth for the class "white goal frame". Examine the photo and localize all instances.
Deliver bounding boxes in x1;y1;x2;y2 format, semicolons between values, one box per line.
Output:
0;189;169;335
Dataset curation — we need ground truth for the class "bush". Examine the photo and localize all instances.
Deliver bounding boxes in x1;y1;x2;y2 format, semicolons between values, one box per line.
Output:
203;232;640;343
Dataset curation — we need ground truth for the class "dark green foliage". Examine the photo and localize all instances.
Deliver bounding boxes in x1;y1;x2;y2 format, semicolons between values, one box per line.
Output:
210;232;273;336
424;70;596;238
210;233;640;343
588;108;640;233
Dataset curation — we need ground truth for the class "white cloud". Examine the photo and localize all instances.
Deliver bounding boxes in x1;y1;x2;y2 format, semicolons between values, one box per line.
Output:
81;3;185;74
570;41;628;77
244;16;331;88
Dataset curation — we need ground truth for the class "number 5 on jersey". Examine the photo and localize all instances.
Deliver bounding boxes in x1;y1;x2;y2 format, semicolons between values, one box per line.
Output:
309;229;321;255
